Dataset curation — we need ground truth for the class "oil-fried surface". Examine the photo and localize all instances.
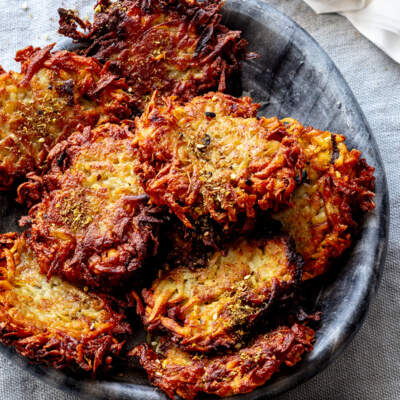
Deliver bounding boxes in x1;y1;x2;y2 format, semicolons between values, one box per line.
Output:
273;118;375;279
132;323;314;400
158;213;261;271
20;123;164;289
0;45;132;189
0;233;131;374
59;0;250;112
142;234;302;352
134;92;304;228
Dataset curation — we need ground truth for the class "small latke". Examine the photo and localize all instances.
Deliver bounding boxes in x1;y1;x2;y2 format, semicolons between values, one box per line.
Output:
20;123;164;289
0;233;131;374
134;92;304;228
143;234;302;352
0;45;132;188
132;323;314;400
273;118;375;279
59;0;250;111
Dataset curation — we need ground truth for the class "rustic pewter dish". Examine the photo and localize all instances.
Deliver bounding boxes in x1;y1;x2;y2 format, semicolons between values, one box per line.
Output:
0;0;389;399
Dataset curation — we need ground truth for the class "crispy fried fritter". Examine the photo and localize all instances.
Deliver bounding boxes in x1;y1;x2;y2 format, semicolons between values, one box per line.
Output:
0;45;132;189
134;92;304;228
132;323;314;400
59;0;250;112
273;119;375;279
142;234;302;352
0;233;131;374
20;123;164;289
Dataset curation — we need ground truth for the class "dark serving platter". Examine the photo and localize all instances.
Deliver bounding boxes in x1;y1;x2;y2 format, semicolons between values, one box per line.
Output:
0;0;389;399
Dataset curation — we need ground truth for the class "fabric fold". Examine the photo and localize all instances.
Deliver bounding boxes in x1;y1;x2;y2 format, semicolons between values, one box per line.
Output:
304;0;400;63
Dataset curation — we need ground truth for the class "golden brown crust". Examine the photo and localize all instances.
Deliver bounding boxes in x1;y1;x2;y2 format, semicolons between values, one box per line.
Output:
0;45;132;189
142;234;302;352
273;119;375;279
0;233;131;374
20;123;164;289
134;92;304;228
58;0;251;111
131;323;314;400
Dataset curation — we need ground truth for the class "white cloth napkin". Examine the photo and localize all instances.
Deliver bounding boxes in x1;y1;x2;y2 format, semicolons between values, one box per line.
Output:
303;0;400;63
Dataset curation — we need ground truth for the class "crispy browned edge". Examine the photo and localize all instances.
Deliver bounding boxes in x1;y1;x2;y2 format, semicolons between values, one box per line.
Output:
0;232;131;375
58;0;253;111
18;124;165;289
131;323;315;399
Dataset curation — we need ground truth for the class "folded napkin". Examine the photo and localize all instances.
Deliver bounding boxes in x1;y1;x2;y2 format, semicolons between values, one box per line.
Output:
303;0;400;63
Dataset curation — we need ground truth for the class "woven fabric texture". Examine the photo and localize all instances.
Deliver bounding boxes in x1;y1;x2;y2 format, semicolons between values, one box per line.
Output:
0;0;398;399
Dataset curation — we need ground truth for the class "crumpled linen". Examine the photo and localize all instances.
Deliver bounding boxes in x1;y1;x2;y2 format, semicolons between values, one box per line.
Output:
304;0;400;63
0;1;399;399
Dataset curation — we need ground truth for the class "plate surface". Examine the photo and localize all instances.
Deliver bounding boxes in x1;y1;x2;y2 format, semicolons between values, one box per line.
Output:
0;1;389;399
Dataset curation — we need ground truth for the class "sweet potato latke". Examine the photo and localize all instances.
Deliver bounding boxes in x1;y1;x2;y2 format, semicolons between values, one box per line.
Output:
58;0;250;111
132;323;314;400
272;118;375;279
0;233;130;374
0;45;132;189
20;123;164;289
142;234;302;352
134;92;304;228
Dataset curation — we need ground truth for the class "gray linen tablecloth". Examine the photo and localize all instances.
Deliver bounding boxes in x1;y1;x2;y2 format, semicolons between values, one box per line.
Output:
0;0;399;399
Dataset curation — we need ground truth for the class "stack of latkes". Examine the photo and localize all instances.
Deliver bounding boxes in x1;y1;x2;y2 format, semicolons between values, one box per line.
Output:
0;1;375;399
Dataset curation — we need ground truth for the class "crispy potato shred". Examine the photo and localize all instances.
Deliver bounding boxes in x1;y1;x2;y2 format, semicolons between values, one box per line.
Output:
142;234;302;352
58;0;250;111
131;323;314;400
0;232;130;374
0;0;376;396
20;123;164;289
0;45;132;188
134;92;305;228
272;118;375;279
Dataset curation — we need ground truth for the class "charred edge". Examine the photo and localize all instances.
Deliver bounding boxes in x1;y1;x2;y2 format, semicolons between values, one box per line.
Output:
195;23;215;57
124;193;151;204
285;235;304;284
330;134;339;164
56;79;75;106
295;170;308;185
56;151;68;169
57;8;89;41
